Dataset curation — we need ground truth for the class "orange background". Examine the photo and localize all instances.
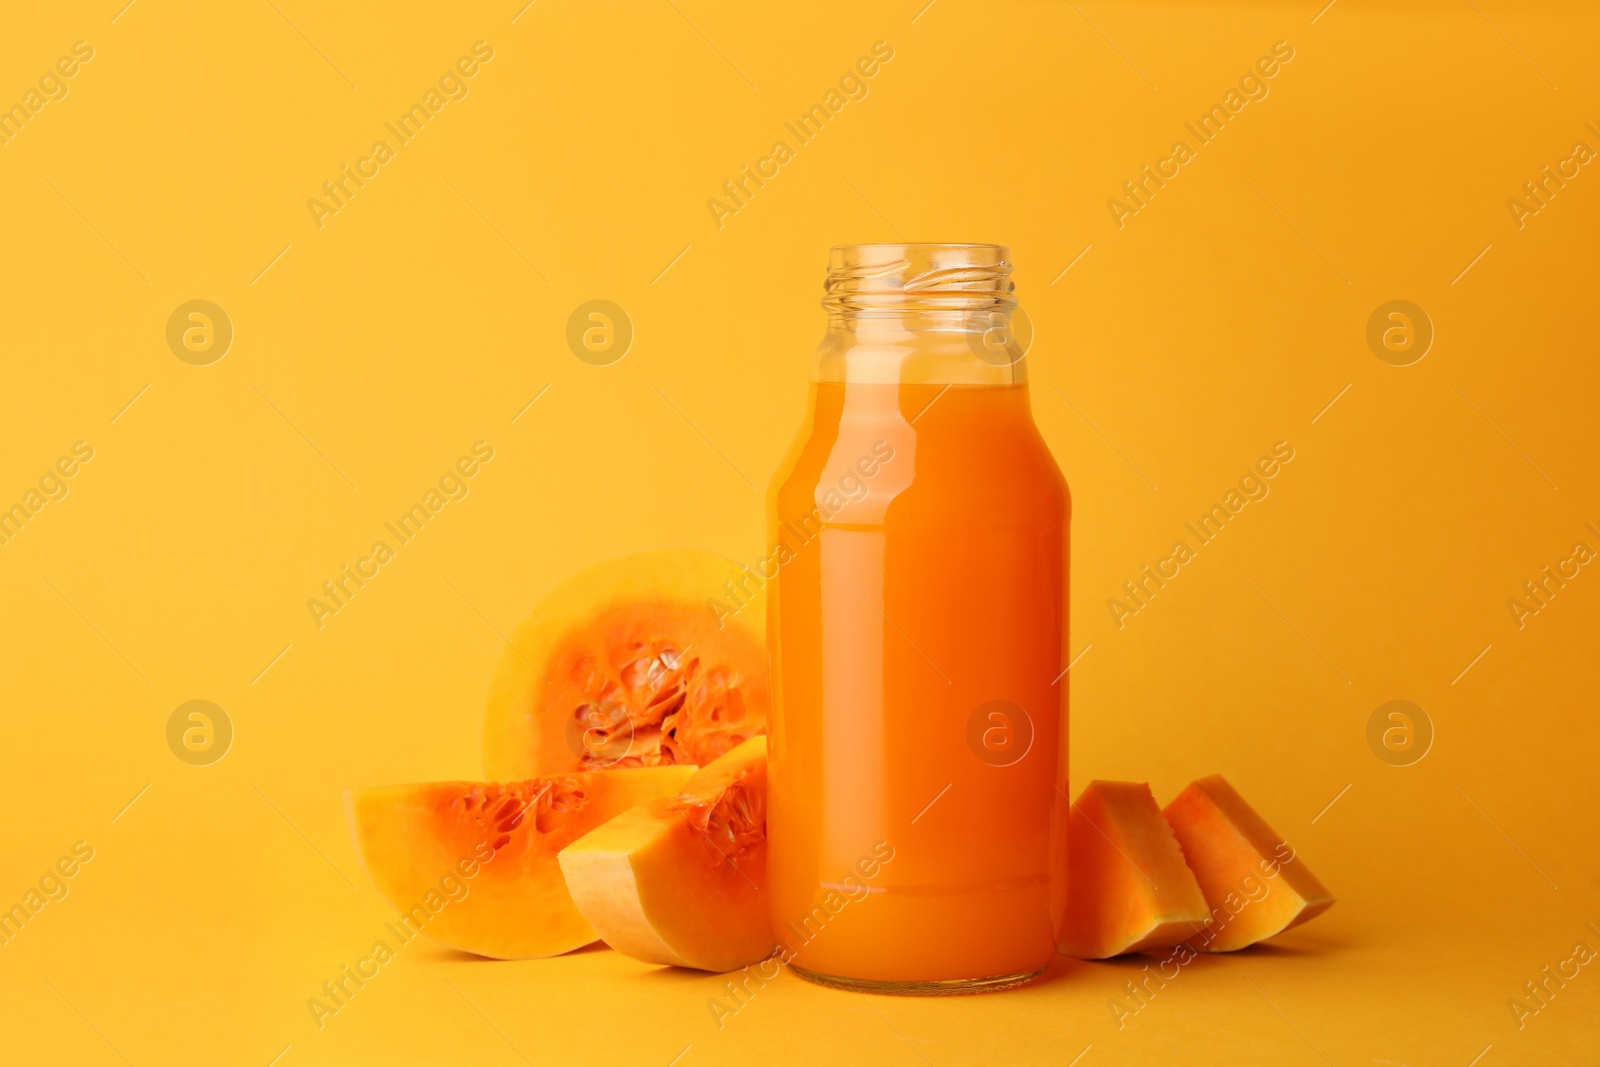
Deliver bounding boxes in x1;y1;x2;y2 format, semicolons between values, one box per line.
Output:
1;1;1597;1063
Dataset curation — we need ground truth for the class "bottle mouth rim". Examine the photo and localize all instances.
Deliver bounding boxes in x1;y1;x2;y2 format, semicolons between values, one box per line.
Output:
825;243;1016;312
828;241;1009;254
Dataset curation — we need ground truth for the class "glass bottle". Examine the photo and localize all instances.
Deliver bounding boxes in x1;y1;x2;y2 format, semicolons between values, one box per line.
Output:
766;243;1070;993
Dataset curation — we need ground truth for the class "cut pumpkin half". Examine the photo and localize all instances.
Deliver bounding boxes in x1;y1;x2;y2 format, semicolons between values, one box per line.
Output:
483;549;769;779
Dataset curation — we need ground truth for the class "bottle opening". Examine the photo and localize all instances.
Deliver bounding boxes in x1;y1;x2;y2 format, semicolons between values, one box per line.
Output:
825;243;1016;313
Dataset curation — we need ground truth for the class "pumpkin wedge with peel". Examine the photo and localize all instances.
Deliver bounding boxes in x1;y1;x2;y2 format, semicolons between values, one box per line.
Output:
483;549;769;779
1060;780;1211;960
1163;775;1335;952
559;736;772;972
347;766;694;959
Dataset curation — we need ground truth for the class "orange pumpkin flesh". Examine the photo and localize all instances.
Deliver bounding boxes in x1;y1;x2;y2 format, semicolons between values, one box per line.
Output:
558;737;772;973
483;550;768;779
347;767;694;959
1163;775;1335;952
1060;780;1210;960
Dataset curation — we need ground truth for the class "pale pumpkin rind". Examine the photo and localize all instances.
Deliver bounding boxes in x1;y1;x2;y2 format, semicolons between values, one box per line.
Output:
483;549;768;780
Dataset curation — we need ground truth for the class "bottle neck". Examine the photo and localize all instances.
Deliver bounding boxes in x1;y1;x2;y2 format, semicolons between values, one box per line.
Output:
816;243;1029;386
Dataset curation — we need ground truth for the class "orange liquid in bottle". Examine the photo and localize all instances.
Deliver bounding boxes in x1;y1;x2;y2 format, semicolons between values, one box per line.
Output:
767;376;1069;990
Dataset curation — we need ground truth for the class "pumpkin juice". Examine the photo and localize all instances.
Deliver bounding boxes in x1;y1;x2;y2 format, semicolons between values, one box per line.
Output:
768;244;1069;993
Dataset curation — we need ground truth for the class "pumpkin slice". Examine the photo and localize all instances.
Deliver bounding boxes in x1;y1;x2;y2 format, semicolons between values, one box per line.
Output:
1163;775;1335;952
1060;780;1210;960
558;736;772;972
483;549;769;779
347;766;694;959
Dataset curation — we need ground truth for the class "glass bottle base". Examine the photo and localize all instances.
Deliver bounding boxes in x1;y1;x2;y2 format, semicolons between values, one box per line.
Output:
790;963;1046;996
